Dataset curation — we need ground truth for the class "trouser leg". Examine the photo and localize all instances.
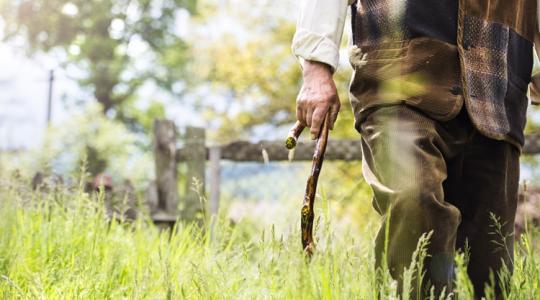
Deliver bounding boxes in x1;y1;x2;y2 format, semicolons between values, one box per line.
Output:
360;106;464;296
453;133;520;298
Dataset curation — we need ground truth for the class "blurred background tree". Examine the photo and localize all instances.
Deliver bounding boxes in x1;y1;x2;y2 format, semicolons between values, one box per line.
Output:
0;0;359;140
38;103;154;184
186;0;358;143
0;0;380;227
0;0;196;131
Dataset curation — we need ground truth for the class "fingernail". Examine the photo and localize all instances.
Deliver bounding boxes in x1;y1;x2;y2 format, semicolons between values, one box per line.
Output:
311;133;317;140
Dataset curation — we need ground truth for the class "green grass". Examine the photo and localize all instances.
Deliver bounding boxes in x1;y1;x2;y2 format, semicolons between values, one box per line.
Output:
0;178;539;299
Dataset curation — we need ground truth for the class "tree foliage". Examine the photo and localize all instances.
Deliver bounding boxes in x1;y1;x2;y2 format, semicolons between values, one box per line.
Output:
188;0;358;142
35;103;154;183
0;0;196;119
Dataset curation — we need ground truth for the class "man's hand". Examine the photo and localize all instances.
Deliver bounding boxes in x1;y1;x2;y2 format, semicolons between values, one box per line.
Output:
296;60;341;140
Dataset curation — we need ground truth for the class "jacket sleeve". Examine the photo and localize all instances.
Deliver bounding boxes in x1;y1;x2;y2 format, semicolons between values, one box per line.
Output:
291;0;355;72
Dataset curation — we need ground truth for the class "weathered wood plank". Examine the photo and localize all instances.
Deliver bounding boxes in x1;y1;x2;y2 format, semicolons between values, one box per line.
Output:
208;147;221;216
177;140;363;162
153;119;179;213
151;211;178;230
177;133;540;163
182;126;206;222
523;133;540;154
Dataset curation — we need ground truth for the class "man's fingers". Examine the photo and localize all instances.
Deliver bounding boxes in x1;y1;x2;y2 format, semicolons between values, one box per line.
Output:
296;104;306;126
304;106;314;128
289;121;305;139
310;106;329;140
328;97;341;130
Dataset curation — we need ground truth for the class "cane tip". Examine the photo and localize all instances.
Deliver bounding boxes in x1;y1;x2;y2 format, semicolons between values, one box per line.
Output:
304;243;315;258
285;136;297;150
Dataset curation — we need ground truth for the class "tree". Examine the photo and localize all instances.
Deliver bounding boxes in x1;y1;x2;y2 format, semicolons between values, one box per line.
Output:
188;0;358;142
0;0;196;120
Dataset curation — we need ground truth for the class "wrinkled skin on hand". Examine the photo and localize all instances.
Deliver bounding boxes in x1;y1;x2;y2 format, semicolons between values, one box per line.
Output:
296;60;340;140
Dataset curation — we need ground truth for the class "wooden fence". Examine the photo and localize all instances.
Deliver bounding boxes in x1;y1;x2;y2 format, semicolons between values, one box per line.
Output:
152;119;540;224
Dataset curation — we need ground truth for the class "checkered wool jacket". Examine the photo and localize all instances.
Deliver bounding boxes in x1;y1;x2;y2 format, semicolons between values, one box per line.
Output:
349;0;539;149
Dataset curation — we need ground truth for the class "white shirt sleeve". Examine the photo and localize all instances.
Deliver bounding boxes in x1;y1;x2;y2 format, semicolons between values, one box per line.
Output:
291;0;354;72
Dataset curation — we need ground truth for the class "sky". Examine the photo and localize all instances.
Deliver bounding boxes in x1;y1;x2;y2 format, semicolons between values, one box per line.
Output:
0;44;69;151
0;40;203;151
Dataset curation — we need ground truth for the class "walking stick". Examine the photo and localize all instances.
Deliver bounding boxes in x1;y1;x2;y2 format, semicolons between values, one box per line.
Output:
285;114;330;257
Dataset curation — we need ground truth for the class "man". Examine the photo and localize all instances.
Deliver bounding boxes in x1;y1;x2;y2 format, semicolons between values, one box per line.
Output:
292;0;539;297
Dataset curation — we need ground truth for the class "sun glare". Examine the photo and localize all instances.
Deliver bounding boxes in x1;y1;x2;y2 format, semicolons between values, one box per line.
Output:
61;3;79;17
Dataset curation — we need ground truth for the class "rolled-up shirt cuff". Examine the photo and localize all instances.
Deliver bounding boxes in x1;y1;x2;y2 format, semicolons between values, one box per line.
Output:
292;28;340;73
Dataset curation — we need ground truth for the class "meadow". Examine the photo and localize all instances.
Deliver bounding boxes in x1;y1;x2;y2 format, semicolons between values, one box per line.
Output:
0;176;539;300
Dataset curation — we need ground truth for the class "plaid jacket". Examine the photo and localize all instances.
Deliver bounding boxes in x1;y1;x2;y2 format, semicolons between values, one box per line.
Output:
349;0;538;149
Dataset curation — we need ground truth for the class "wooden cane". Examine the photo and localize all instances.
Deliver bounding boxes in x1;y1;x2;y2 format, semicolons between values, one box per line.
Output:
285;115;330;257
285;121;306;150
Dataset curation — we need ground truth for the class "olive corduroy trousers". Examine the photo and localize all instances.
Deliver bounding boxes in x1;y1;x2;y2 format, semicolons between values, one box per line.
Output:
359;104;519;297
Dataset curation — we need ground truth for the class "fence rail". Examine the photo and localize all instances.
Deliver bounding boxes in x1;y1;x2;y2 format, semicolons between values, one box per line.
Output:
176;139;364;162
176;133;540;163
154;119;540;224
524;133;540;154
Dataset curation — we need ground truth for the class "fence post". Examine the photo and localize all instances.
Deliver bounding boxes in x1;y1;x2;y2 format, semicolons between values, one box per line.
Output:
183;126;206;222
153;119;179;214
209;146;221;216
